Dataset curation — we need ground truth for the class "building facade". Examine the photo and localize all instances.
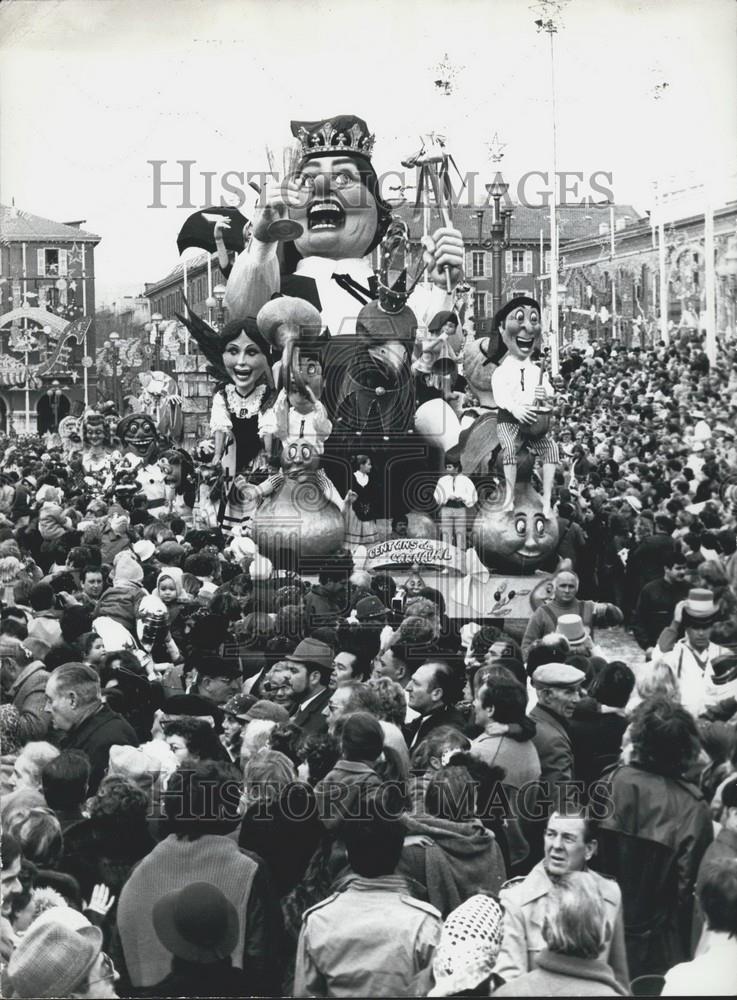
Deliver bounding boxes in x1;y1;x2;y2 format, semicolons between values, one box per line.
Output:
0;205;100;434
557;203;737;349
385;202;640;332
143;203;640;331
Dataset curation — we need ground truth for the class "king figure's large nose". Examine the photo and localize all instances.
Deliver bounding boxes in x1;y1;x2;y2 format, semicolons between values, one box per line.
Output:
313;174;330;199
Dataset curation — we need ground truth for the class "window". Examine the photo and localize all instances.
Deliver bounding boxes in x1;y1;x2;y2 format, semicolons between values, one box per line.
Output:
511;250;526;273
37;248;68;278
471;251;486;278
544;250;552;274
473;292;488;319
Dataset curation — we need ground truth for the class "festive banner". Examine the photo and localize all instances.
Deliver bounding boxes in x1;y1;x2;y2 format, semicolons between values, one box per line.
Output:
365;537;465;573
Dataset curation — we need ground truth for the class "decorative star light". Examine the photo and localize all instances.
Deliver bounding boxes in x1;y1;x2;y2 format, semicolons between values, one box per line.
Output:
432;53;462;96
68;242;84;266
531;0;570;32
487;133;507;164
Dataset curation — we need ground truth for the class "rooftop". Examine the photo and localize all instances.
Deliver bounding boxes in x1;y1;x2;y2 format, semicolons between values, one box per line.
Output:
391;201;642;244
0;205;101;243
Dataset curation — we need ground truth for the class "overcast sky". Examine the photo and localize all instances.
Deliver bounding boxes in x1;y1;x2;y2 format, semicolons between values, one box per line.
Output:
1;0;735;305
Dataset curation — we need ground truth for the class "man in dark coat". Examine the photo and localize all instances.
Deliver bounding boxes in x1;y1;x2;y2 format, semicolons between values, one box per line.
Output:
44;662;138;792
569;661;634;797
529;663;586;808
404;660;466;750
597;698;713;979
285;638;333;737
526;663;586;862
631;549;690;652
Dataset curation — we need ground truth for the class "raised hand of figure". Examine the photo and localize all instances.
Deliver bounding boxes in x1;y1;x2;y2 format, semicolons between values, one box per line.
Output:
252;176;306;245
85;883;116;917
422;226;464;290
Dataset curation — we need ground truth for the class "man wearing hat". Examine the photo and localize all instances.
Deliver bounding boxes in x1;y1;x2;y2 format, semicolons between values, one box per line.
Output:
490;297;559;519
529;663;586;827
285;638;333;736
7;911;117;999
654;588;730;717
190;656;242;724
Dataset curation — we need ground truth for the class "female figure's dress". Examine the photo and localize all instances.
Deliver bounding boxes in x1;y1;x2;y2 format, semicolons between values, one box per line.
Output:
209;383;272;535
344;470;379;545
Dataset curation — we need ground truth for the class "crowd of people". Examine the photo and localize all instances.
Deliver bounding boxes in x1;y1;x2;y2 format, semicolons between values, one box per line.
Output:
1;328;737;997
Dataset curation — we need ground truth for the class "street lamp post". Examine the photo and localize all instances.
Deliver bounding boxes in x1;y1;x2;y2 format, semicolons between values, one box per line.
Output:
46;379;63;431
485;178;512;320
147;312;163;370
565;294;574;343
205;295;217;328
213;284;227;332
109;331;122;414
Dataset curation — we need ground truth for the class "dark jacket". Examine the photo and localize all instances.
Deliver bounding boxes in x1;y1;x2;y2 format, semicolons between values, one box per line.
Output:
597;762;713;978
140;957;248;998
58;815;157;905
626;534;677;598
631;576;690;650
290;687;331;737
404;704;467;751
60;704;139;792
238;783;323;897
303;585;347;630
569;709;628;797
94;582;146;634
9;660;50;741
314;761;383;831
529;704;575;802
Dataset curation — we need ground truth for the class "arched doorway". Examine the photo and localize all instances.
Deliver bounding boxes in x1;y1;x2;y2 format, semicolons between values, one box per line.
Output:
36;392;70;434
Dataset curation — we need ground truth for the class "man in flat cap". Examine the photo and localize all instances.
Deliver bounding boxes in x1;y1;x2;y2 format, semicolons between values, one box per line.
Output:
529;662;586;832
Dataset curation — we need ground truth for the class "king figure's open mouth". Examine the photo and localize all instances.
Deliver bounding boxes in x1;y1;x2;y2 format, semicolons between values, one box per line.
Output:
307;199;345;231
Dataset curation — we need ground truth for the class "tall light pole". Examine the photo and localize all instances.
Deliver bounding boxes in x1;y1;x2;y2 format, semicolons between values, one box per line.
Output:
46;379;63;431
534;0;568;377
485;179;512;320
148;312;163;370
213;284;227;332
109;331;122;414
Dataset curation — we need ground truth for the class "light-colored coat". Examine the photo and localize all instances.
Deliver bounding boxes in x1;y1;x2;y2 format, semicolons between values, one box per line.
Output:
494;861;629;988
